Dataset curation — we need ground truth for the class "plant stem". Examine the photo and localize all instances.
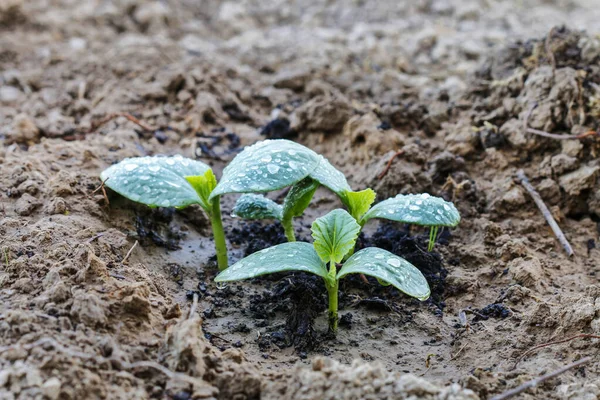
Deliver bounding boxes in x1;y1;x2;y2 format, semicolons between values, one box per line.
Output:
209;196;229;271
326;260;339;333
281;216;296;242
428;226;439;252
326;279;339;333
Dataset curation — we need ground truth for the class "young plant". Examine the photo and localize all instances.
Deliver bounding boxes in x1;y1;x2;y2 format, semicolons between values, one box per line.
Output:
220;139;375;240
359;193;461;251
229;140;460;251
100;155;229;271
215;209;430;332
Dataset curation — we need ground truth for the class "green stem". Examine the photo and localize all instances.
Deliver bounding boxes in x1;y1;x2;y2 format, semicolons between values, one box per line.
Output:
281;216;296;242
326;279;339;333
428;225;439;252
326;261;339;333
210;196;228;271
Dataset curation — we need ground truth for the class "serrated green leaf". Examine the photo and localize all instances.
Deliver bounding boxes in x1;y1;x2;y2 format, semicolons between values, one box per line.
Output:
209;140;320;199
232;194;283;220
282;178;319;219
311;209;361;264
185;169;218;211
338;247;430;301
214;242;328;281
361;193;460;227
309;155;351;195
100;155;211;208
341;188;376;221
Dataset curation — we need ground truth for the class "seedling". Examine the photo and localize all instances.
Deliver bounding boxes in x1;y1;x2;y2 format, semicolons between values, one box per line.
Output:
100;155;229;271
212;139;375;241
215;209;430;332
226;140;460;250
359;193;460;251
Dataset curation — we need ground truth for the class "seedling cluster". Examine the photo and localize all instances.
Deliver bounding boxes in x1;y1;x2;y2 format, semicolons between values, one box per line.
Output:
101;139;460;332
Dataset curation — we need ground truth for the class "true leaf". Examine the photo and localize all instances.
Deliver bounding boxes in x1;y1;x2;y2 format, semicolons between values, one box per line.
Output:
214;242;328;281
361;193;460;227
309;155;351;195
341;188;376;221
100;155;211;208
209;140;320;199
232;194;283;220
282;178;319;219
185;169;218;211
311;209;361;264
338;247;430;301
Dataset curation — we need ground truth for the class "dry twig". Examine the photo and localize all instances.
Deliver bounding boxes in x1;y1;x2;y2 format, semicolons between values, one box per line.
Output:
526;127;598;141
122;240;139;264
516;169;574;257
515;333;600;367
492;357;590;400
450;343;468;361
378;150;404;180
90;113;156;132
91;178;110;206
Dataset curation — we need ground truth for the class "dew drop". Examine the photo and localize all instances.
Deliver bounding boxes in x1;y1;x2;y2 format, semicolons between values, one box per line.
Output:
387;258;401;267
288;149;297;156
149;165;161;172
267;164;280;174
140;175;150;181
166;158;175;165
409;205;420;211
161;199;171;207
443;204;451;211
124;164;138;171
374;253;384;259
288;161;298;170
261;155;272;163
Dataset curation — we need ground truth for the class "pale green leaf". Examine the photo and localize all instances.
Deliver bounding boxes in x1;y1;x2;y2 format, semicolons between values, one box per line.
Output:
311;209;361;264
341;188;376;221
282;178;319;219
232;194;283;220
210;140;320;199
309;155;351;195
361;193;460;227
100;155;210;208
185;169;217;211
338;247;430;301
214;242;328;281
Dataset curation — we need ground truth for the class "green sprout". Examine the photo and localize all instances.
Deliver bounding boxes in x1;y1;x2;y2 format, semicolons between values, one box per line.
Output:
225;140;460;250
215;209;430;333
100;155;228;271
212;139;375;242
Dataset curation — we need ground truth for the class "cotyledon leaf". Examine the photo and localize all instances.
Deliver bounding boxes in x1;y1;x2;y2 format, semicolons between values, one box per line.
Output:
232;194;283;220
361;193;460;227
209;139;320;199
311;209;361;264
100;155;211;208
308;155;351;195
338;247;430;301
282;178;319;219
214;242;328;282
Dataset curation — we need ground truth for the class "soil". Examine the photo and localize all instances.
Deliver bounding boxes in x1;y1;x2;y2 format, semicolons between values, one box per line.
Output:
2;1;600;399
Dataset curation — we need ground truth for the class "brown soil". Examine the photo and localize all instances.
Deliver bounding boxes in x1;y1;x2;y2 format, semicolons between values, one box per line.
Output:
2;1;600;399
